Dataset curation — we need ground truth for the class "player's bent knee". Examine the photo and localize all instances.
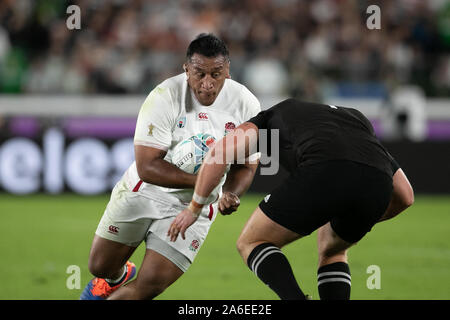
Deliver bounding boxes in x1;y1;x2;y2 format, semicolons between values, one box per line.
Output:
88;259;108;279
236;235;255;260
236;237;269;263
88;252;123;279
236;237;246;257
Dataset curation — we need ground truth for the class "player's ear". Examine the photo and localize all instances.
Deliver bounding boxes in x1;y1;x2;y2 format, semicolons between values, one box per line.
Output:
225;62;231;79
183;63;189;80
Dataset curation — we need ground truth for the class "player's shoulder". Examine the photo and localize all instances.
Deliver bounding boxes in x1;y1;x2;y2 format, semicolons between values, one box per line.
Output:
144;73;186;109
224;78;253;98
154;73;186;98
158;73;185;89
138;74;185;120
223;77;244;91
223;78;260;110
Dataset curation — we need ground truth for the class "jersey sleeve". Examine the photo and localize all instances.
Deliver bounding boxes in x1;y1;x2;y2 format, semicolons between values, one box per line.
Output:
240;85;261;122
134;87;175;151
387;151;400;175
235;86;261;163
247;110;268;129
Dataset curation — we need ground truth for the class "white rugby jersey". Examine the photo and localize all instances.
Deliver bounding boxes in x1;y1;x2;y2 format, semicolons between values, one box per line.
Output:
122;73;261;215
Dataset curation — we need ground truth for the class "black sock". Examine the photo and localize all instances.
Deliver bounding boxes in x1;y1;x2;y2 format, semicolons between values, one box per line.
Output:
247;243;306;300
317;262;351;300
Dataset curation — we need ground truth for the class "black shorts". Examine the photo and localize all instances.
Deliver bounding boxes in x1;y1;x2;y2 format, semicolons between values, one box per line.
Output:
258;160;393;243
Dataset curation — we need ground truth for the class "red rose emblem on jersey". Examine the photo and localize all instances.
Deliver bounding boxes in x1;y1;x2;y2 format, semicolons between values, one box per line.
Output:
224;122;236;134
189;239;200;252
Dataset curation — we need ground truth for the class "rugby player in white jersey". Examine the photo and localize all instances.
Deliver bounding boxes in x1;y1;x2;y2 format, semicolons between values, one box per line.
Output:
80;34;261;300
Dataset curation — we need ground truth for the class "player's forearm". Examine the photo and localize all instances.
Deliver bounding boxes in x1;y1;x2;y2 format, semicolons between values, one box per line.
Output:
379;198;404;222
189;123;257;212
194;161;228;199
222;163;258;197
188;161;228;215
137;158;196;188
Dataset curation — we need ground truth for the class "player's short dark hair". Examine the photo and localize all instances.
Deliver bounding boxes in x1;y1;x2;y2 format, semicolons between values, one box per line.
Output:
186;33;229;62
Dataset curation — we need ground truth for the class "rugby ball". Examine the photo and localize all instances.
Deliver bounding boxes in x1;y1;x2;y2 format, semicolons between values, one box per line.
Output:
171;133;216;174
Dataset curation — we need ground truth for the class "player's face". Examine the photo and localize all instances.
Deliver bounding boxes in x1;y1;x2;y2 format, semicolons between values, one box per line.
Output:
184;53;230;106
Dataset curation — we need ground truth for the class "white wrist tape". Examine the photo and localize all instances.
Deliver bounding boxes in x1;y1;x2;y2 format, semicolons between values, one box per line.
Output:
192;192;208;205
188;202;201;217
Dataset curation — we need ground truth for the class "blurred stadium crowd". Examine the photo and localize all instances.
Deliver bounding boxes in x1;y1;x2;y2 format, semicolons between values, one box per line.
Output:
0;0;449;100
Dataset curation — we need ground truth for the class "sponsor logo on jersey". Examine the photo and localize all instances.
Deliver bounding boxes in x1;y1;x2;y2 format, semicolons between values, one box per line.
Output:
224;121;236;134
189;239;200;252
177;116;186;128
197;112;208;121
108;225;120;234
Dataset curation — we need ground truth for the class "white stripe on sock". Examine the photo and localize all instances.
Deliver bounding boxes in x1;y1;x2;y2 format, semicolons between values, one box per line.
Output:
250;246;280;273
317;271;351;281
105;264;127;284
317;277;352;286
253;249;282;278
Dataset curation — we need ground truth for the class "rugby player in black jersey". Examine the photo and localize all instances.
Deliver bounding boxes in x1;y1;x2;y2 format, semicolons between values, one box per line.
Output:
168;98;414;300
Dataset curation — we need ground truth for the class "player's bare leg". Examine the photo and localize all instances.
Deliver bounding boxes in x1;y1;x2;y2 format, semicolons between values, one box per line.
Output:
88;235;136;279
80;235;137;300
317;222;354;267
236;206;306;300
316;222;354;300
108;249;184;300
236;207;301;260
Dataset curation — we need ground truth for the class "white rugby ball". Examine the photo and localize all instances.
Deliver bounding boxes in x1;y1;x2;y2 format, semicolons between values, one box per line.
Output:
171;133;216;174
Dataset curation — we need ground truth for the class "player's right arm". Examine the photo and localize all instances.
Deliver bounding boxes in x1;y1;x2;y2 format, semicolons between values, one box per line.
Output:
135;145;196;188
134;87;196;189
378;168;414;222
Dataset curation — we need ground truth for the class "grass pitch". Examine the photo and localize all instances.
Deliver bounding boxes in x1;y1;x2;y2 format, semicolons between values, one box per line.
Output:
0;193;449;300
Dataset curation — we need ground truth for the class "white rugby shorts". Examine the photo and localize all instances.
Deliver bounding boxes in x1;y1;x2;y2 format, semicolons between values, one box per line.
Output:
95;180;217;272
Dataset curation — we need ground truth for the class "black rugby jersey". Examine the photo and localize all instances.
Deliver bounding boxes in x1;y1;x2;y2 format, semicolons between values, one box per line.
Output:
248;98;399;176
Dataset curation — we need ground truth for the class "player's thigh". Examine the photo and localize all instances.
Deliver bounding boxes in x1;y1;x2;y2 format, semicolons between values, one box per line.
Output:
88;235;137;277
129;216;204;298
90;186;154;275
92;214;151;275
146;214;211;272
132;248;184;298
237;206;302;260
